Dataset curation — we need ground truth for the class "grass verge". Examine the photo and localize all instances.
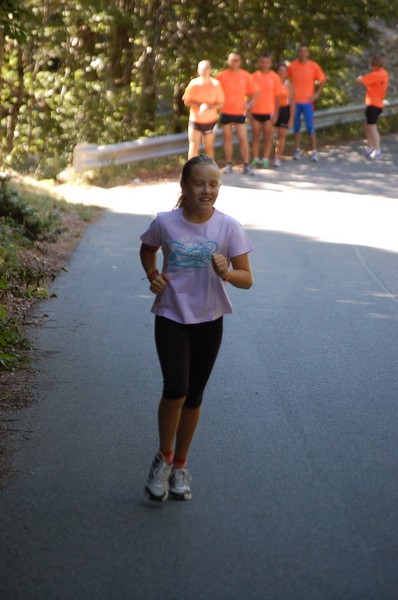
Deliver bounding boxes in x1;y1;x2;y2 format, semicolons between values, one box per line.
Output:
0;173;101;372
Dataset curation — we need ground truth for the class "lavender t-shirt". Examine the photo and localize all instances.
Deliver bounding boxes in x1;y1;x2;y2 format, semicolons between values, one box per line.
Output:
140;208;253;324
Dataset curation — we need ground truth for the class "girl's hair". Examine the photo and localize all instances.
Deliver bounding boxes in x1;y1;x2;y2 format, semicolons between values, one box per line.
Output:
277;62;287;71
176;154;219;208
370;53;385;68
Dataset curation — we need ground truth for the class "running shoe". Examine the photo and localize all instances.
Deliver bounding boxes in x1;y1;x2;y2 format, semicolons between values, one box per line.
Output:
145;452;172;502
261;158;269;169
369;149;382;160
223;163;233;174
293;148;302;160
311;150;319;162
242;164;254;175
363;146;373;157
274;157;281;168
169;467;192;501
251;158;261;168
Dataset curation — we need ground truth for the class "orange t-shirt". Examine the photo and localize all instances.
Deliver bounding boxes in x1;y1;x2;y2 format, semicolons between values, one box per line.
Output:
287;60;326;103
250;70;282;114
279;80;291;107
182;77;225;124
215;69;257;115
361;68;389;108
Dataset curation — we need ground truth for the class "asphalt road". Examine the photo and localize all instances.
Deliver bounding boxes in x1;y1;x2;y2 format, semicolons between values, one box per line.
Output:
1;136;398;599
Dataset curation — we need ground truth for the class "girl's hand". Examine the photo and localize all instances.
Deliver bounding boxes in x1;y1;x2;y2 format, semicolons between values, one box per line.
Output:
149;273;169;295
212;253;229;279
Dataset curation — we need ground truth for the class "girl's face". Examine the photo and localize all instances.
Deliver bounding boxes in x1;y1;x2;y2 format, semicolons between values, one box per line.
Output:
278;65;287;80
181;164;221;218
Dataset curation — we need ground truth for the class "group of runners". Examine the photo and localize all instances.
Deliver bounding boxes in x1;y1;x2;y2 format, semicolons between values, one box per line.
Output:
182;44;390;173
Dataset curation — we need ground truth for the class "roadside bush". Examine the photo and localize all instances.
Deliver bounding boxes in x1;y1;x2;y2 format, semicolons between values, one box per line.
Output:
0;174;57;240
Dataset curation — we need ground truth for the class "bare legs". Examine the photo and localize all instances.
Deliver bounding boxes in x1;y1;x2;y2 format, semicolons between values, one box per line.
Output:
222;122;250;164
158;396;201;460
251;119;274;160
294;131;317;151
188;125;215;159
275;127;287;159
365;123;380;151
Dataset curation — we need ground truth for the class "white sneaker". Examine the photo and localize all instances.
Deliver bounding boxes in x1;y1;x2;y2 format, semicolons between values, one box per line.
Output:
169;467;192;501
145;453;172;502
242;164;254;175
293;148;302;160
363;146;373;157
274;157;281;168
369;149;382;160
311;150;319;162
223;163;233;174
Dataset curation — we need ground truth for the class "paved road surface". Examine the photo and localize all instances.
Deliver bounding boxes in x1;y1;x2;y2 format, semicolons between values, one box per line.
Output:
1;136;398;599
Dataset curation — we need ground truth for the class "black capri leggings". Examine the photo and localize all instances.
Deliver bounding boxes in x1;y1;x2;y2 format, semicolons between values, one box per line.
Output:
155;315;223;409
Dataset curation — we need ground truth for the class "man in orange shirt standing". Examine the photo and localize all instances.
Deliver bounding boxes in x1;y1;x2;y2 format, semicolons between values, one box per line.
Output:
183;60;225;159
356;54;389;160
287;44;326;162
216;52;258;175
250;53;282;169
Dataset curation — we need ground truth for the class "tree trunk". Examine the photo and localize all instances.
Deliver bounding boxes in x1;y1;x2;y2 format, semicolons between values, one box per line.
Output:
6;44;24;154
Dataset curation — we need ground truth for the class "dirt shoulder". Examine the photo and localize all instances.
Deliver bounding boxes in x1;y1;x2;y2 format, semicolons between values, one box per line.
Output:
0;205;102;482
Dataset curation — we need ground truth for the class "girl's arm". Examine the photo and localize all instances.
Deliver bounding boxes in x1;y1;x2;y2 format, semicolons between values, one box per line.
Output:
140;242;168;295
212;253;253;289
140;242;159;274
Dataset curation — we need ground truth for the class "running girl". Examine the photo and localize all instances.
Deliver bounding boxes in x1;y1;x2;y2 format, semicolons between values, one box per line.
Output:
139;154;253;501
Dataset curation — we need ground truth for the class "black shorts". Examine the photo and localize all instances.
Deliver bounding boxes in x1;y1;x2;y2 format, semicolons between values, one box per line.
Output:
155;315;223;409
365;105;383;125
251;113;272;123
220;113;246;125
189;120;218;134
275;106;291;128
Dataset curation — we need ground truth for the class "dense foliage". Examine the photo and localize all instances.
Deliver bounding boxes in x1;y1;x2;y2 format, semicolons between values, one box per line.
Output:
0;0;397;176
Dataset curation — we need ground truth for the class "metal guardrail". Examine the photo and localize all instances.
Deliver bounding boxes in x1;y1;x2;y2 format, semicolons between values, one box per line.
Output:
73;100;398;173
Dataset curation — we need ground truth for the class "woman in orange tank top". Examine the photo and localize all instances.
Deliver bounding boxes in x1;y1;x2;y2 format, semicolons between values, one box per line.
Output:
273;63;295;167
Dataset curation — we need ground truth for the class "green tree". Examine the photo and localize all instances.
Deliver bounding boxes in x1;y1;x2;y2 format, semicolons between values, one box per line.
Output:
0;0;397;175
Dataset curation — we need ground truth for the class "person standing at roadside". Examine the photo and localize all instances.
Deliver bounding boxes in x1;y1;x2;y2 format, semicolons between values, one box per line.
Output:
356;54;389;161
287;43;326;162
273;62;295;167
183;60;225;159
216;52;258;175
250;53;281;170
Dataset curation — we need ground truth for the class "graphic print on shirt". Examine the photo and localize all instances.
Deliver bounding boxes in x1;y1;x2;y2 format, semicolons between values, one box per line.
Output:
168;236;218;271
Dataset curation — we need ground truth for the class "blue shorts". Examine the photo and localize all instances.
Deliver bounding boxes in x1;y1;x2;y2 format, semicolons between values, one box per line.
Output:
294;103;315;134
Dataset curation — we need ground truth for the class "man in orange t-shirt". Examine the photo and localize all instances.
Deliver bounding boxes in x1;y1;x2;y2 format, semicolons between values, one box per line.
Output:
356;54;389;160
287;44;326;161
250;53;282;169
216;53;258;175
183;60;225;159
